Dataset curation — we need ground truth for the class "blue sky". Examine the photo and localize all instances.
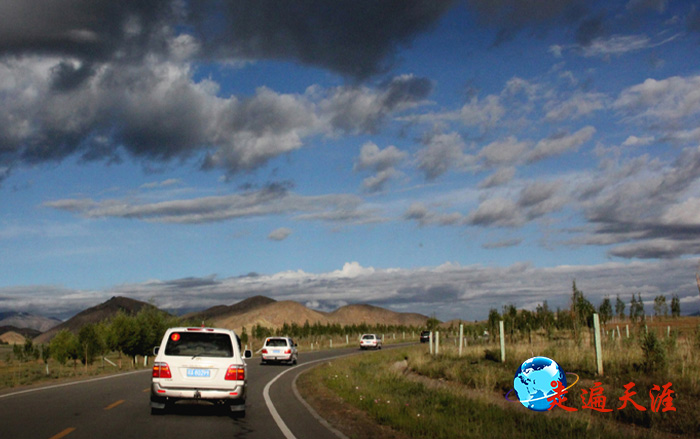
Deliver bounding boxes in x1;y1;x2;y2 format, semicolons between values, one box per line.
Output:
2;0;700;320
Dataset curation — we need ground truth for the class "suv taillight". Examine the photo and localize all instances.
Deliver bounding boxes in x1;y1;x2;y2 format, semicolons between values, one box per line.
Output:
225;365;245;381
261;349;268;354
152;362;172;379
284;349;291;354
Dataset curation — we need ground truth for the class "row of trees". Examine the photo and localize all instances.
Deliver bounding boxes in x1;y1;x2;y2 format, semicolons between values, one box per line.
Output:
47;307;182;369
13;308;429;370
487;281;683;341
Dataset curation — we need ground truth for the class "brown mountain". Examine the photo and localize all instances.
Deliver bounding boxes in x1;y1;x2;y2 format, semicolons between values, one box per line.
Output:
183;295;277;323
213;300;331;333
34;296;157;343
328;304;429;327
0;331;26;345
0;326;41;340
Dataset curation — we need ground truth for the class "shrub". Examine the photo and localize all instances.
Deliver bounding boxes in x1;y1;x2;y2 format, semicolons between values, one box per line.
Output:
639;331;666;373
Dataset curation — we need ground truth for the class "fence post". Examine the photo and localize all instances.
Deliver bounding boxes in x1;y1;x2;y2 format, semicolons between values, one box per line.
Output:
458;324;464;357
429;331;433;355
626;324;629;338
593;313;604;376
499;320;505;363
435;331;440;355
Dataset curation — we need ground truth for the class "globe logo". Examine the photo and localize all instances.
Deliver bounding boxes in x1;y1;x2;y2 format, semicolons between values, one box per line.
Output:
506;356;578;411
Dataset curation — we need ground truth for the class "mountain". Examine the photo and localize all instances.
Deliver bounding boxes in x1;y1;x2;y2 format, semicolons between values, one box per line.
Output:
183;295;277;323
0;312;61;332
34;296;157;343
0;325;41;340
328;304;429;327
0;331;26;345
208;299;430;333
32;295;431;344
214;300;331;333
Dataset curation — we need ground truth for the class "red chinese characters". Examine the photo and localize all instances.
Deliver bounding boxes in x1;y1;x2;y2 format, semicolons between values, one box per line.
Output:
581;382;613;412
547;380;577;411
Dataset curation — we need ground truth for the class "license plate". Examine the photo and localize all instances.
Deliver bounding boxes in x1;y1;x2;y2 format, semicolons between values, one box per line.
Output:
273;349;281;354
187;368;210;378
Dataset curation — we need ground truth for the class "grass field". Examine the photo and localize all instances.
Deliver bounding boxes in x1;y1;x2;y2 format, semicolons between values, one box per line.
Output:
298;317;700;439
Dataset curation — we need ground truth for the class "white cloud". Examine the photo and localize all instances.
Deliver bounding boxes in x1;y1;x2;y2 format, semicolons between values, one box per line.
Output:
268;227;292;241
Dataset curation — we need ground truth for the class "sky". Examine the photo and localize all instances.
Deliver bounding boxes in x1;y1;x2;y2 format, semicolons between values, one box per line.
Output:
2;0;700;321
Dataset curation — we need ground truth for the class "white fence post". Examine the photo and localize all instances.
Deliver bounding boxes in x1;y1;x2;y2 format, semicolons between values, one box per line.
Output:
435;331;440;355
499;321;506;363
458;324;464;357
593;313;604;376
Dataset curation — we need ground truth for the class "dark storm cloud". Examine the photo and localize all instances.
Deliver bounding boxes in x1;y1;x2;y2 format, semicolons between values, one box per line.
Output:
189;0;455;79
0;0;173;61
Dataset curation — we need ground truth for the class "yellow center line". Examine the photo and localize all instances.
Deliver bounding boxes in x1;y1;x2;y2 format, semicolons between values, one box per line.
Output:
49;427;76;439
104;399;125;410
143;387;151;393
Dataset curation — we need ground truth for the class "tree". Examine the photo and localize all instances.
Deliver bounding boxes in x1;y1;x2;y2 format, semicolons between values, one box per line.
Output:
629;294;645;322
108;311;145;364
653;295;668;318
571;281;594;330
598;297;612;326
50;329;79;367
78;323;104;366
671;294;681;318
426;316;440;331
487;308;500;341
615;295;626;320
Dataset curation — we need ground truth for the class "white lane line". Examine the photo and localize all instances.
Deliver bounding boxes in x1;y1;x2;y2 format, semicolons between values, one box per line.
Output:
263;355;352;439
0;369;150;400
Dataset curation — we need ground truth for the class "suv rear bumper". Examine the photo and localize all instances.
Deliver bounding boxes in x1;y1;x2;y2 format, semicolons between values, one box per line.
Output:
150;382;246;406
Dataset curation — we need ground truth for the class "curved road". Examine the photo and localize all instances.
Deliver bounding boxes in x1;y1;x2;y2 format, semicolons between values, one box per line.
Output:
0;345;399;439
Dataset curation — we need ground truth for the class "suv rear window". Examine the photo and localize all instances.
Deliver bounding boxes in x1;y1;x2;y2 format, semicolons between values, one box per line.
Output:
265;338;288;347
164;332;233;357
362;335;375;340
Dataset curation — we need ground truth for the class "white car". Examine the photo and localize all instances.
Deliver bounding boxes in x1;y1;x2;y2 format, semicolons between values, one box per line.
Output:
150;327;252;416
261;337;298;365
360;333;382;350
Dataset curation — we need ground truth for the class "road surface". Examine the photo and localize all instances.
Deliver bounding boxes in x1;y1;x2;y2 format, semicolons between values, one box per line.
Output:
0;345;399;439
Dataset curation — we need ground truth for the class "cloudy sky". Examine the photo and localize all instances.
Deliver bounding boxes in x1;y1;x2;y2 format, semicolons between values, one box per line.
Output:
2;0;700;321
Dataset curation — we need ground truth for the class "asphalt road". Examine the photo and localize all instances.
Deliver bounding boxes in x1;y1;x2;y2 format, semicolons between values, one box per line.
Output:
0;345;396;439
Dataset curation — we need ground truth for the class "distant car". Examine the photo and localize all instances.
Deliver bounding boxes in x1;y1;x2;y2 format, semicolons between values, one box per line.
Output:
420;330;431;343
360;333;382;350
150;327;252;417
261;337;298;365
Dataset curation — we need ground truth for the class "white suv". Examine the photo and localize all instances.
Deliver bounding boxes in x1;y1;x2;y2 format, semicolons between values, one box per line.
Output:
360;333;382;350
150;327;252;416
261;337;298;365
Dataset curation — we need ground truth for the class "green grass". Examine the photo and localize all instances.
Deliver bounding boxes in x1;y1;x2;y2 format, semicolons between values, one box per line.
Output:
302;348;657;439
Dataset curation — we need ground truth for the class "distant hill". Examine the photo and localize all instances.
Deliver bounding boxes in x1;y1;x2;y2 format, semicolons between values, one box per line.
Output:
183;295;277;323
214;300;331;333
0;312;61;332
30;295;431;344
328;304;429;327
209;299;430;333
0;331;26;345
34;296;157;343
0;325;41;340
